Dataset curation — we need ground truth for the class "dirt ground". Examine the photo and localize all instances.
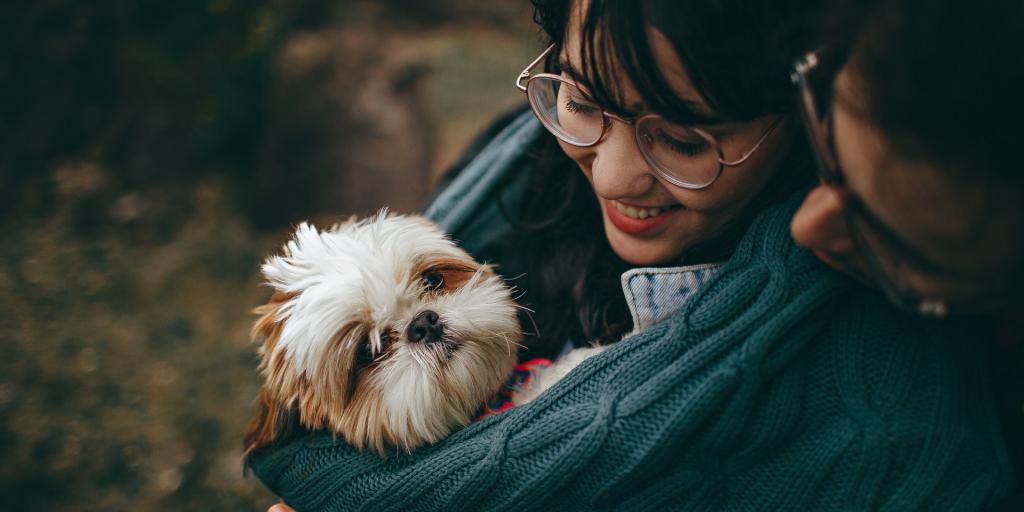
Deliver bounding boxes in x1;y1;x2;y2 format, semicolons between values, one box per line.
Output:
0;2;539;510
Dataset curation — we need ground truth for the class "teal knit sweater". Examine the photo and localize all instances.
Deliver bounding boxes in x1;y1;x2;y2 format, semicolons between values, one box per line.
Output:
248;112;1013;511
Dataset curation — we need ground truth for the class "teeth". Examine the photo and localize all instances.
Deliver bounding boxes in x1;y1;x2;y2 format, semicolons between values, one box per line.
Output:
613;201;669;220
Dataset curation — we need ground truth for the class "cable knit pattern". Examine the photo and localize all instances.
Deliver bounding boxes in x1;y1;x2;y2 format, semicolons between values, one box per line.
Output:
248;112;1012;510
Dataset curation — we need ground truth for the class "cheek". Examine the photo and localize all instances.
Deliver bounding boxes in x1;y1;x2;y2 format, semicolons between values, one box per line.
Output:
558;140;593;177
677;125;794;213
668;152;775;214
721;141;784;198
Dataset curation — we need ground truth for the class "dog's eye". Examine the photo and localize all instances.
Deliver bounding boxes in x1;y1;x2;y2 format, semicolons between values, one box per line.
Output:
422;270;444;291
357;341;375;367
357;331;392;367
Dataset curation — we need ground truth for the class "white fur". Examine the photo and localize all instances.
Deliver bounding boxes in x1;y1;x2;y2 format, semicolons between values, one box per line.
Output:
261;212;489;377
257;212;521;453
515;345;607;405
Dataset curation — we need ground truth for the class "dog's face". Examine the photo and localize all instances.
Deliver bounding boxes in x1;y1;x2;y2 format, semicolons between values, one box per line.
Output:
245;214;519;455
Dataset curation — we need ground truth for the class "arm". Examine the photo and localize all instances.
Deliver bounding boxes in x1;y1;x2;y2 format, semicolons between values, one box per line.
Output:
250;198;1013;511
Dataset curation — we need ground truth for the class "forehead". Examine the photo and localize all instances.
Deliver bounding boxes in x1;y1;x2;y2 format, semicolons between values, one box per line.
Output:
559;7;716;120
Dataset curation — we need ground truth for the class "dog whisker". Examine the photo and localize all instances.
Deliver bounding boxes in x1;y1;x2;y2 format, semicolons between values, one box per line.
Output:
248;212;526;457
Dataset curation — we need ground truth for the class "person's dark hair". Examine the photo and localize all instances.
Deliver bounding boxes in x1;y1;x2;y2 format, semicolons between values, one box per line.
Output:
825;0;1024;312
821;0;1024;313
495;0;823;358
828;0;1024;182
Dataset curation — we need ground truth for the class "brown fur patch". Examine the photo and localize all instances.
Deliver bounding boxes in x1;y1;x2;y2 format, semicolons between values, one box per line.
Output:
244;291;297;454
415;256;487;293
245;215;520;457
244;388;300;455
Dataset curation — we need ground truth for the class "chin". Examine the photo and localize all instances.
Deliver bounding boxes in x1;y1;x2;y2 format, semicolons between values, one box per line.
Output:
244;212;520;456
603;220;687;266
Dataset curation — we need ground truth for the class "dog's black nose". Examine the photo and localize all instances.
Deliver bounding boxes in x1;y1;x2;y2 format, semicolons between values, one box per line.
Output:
407;310;443;343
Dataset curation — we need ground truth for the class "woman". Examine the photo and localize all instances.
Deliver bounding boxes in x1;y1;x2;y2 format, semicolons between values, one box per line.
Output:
788;0;1023;507
254;1;1012;510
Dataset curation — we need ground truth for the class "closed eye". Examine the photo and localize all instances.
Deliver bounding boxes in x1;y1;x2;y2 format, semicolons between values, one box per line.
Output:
656;128;709;156
564;98;598;114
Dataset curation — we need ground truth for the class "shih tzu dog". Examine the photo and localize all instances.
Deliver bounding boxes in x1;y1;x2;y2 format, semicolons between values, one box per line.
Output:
244;212;605;457
244;212;523;456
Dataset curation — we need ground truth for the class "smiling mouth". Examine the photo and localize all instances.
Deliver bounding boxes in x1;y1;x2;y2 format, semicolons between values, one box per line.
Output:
611;200;682;220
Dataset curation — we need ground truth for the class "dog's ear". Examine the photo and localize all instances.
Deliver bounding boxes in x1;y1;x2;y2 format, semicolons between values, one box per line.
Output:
251;290;292;342
246;291;299;456
244;387;300;456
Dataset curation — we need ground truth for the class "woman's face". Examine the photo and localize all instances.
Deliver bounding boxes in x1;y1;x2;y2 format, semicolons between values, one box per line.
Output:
557;26;792;266
791;68;1019;307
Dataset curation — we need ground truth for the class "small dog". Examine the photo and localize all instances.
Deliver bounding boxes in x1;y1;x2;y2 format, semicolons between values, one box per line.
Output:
244;212;604;456
244;212;523;455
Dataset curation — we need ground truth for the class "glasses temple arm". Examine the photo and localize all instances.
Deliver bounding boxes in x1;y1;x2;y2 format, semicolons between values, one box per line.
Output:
516;43;556;92
719;117;784;167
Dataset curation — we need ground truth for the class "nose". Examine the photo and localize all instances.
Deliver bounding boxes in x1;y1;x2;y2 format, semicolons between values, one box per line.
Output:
791;184;854;254
407;310;443;343
589;120;655;199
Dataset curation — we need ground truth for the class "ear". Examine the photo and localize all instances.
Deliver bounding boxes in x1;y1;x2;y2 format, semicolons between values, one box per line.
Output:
251;290;293;342
243;387;299;455
245;291;298;455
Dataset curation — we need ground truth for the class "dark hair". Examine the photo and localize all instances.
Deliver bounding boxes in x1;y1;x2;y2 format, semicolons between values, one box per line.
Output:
829;0;1024;181
823;0;1024;307
495;0;823;358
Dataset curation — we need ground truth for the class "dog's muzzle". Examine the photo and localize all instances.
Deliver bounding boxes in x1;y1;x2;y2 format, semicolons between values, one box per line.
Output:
407;310;444;343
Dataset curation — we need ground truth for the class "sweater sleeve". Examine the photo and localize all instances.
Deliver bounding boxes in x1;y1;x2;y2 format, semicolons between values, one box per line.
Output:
247;199;1013;511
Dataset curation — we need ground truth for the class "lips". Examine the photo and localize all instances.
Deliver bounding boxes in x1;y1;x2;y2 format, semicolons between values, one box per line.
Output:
604;199;681;235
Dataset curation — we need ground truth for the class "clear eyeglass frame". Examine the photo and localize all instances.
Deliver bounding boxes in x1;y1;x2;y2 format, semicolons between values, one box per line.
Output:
516;43;781;190
791;50;953;318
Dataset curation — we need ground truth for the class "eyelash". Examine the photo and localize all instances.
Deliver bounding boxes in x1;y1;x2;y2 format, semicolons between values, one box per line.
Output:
656;129;709;156
562;97;712;156
564;98;598;114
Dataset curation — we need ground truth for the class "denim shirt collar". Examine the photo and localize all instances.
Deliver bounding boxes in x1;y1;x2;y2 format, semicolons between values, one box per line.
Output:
621;262;723;333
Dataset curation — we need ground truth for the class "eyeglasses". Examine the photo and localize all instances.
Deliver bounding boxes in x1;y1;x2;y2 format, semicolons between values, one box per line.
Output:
791;50;952;317
516;44;781;190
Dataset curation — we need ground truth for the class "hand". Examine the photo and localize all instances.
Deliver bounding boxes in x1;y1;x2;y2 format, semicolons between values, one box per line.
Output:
268;503;295;512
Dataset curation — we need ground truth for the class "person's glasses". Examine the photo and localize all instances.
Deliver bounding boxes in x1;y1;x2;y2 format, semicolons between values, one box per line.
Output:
791;50;952;317
516;44;781;190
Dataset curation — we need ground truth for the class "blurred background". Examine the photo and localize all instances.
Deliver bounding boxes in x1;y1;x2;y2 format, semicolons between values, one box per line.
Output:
0;1;539;510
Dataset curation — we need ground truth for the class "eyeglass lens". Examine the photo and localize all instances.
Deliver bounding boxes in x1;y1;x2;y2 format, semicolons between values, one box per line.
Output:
526;76;723;188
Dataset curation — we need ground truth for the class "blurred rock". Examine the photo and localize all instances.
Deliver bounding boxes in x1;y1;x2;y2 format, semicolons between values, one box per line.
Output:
253;29;435;225
0;2;535;510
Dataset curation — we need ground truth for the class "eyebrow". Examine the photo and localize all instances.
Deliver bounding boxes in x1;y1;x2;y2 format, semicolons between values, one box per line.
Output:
557;57;722;125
